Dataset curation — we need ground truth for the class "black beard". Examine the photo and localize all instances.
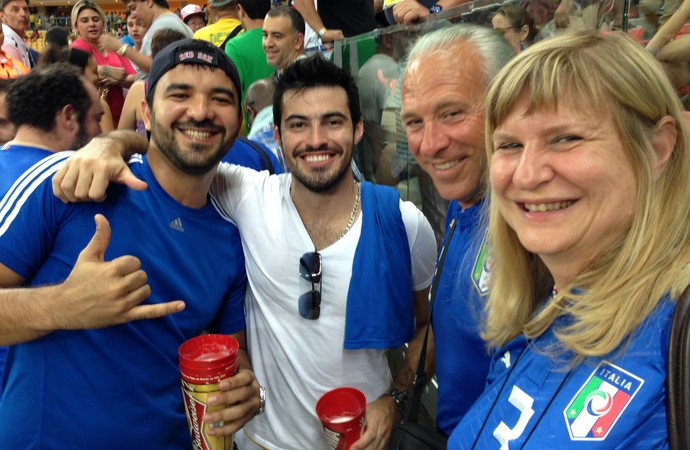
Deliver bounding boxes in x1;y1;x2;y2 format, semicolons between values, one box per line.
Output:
286;148;352;193
149;113;232;176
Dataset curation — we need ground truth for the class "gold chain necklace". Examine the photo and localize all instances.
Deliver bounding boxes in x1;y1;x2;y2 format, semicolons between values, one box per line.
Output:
338;182;360;241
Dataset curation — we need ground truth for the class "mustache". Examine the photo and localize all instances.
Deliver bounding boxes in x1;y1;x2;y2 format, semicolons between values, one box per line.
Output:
174;120;224;134
299;145;342;154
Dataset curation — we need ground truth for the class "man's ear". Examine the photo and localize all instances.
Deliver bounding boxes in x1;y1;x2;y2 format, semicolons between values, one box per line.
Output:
141;99;152;131
295;32;304;51
651;115;678;179
58;104;78;132
245;104;256;123
353;118;364;146
273;124;281;143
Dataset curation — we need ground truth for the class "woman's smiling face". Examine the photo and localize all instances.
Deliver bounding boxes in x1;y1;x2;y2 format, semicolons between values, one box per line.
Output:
490;96;637;286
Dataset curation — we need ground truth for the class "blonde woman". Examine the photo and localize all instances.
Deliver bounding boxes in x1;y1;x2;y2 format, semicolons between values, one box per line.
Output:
71;0;135;127
450;31;690;448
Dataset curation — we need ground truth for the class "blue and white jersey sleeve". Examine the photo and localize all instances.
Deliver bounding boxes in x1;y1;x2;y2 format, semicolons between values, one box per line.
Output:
0;152;72;279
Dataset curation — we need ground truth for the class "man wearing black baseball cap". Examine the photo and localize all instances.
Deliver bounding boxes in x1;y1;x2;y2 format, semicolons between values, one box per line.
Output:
0;39;261;449
144;38;244;178
147;37;242;104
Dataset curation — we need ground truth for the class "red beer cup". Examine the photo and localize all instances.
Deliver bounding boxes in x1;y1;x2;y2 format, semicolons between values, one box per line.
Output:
179;334;239;450
316;387;367;450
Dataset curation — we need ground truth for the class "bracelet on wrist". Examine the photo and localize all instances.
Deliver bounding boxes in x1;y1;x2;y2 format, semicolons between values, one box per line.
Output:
429;3;443;13
117;44;129;56
318;27;327;39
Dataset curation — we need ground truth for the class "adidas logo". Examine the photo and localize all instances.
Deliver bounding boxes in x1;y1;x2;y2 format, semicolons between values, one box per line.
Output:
169;217;184;232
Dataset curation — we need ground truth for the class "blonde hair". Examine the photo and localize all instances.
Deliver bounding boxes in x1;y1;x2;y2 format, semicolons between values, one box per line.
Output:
483;31;690;359
71;0;107;36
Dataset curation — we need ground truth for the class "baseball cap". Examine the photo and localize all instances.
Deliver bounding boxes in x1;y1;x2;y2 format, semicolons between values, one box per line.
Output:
146;39;242;103
208;0;236;7
180;4;206;22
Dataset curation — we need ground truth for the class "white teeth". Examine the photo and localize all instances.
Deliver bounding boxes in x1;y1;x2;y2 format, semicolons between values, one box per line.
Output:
434;160;459;170
304;154;330;163
524;201;574;212
182;129;212;140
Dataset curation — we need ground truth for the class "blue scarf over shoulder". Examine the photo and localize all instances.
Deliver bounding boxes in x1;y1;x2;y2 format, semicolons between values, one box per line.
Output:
344;182;413;350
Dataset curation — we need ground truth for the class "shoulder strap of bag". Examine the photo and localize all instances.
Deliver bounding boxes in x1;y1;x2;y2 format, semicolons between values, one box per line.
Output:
236;136;275;175
667;284;690;450
220;24;243;51
405;217;458;423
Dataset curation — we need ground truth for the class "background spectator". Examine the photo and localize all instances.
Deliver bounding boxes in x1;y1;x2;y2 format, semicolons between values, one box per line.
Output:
0;0;35;68
0;18;27;77
226;0;274;132
194;0;241;47
99;0;192;78
180;4;207;33
292;0;375;42
492;4;539;52
71;0;135;127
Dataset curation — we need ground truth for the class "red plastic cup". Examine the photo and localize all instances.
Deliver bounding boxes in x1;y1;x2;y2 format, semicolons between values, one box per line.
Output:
316;387;366;450
179;334;239;450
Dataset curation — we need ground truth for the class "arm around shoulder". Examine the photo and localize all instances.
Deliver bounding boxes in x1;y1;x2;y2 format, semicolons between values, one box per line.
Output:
52;130;149;203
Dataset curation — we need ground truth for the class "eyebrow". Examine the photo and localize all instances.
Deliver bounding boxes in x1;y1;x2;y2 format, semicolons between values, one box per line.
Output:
211;87;236;100
165;83;236;99
401;99;472;119
284;112;348;122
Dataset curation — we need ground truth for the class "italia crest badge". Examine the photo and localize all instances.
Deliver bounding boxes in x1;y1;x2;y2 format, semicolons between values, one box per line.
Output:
471;234;492;295
564;361;644;441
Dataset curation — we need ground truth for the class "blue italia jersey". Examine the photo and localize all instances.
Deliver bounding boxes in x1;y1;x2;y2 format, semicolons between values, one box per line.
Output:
449;296;674;449
433;200;492;435
0;149;247;449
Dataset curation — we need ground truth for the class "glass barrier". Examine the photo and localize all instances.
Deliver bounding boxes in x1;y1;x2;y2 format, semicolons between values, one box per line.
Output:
327;0;645;247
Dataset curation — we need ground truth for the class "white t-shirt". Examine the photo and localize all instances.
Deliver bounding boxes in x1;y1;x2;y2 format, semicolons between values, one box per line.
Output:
211;164;436;449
